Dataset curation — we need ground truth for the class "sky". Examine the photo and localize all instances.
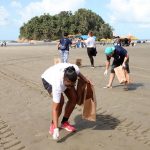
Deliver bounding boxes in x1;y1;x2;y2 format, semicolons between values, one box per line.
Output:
0;0;150;40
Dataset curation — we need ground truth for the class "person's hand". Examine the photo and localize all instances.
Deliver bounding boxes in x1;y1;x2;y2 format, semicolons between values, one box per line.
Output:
57;46;60;50
122;62;126;68
104;69;108;76
53;128;59;140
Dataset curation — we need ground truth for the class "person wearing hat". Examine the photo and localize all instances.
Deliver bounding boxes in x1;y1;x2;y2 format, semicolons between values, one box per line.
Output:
104;45;130;90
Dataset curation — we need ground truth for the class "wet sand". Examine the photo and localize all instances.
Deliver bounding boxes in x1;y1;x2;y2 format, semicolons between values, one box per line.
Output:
0;43;150;150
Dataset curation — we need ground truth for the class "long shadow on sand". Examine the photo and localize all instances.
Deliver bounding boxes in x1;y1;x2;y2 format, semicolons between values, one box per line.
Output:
128;83;144;91
112;83;144;91
57;114;120;143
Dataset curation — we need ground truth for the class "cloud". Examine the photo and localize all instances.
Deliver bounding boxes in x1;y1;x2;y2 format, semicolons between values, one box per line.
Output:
108;0;150;28
0;1;22;27
11;0;22;8
19;0;86;25
0;6;9;26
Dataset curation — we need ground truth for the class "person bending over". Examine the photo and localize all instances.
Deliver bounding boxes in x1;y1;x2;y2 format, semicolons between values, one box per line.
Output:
41;63;89;140
104;45;130;90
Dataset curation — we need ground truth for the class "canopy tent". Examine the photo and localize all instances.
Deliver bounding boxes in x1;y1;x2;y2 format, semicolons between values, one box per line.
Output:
100;38;113;43
120;35;138;40
128;35;138;40
100;38;106;41
79;35;96;40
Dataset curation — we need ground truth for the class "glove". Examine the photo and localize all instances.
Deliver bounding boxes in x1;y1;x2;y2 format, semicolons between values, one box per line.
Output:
104;69;108;76
53;128;59;140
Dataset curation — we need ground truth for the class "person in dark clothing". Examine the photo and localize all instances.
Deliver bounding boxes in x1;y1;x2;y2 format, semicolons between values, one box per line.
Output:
104;45;130;90
57;33;72;63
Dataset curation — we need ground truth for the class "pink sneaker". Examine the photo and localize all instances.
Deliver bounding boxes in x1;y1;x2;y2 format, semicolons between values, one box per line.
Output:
61;122;76;132
49;123;54;135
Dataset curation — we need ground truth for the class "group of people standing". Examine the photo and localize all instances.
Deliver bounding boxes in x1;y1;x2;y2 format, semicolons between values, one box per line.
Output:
41;31;130;140
57;31;97;68
1;41;7;47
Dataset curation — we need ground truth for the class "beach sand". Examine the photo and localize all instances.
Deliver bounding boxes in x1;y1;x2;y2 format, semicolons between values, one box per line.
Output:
0;44;150;150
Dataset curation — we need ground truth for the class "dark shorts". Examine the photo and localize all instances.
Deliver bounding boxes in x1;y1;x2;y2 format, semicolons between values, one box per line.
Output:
87;47;94;56
111;59;130;73
87;47;97;56
42;78;52;94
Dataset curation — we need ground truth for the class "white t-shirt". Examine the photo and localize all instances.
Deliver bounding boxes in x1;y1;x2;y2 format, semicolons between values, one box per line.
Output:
85;36;96;48
41;63;80;103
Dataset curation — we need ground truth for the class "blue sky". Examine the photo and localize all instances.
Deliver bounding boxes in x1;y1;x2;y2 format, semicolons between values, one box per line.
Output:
0;0;150;40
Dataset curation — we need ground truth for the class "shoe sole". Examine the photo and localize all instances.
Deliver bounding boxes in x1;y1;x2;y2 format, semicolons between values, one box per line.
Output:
61;126;76;132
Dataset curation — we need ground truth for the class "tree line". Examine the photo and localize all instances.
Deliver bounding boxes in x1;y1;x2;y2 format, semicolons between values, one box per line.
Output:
19;8;113;41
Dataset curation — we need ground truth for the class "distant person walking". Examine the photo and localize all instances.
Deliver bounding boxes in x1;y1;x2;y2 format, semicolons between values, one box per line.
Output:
58;33;72;63
83;31;97;68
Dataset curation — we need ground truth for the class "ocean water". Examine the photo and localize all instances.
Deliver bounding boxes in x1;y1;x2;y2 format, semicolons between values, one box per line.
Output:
1;39;150;47
0;40;30;46
0;40;54;46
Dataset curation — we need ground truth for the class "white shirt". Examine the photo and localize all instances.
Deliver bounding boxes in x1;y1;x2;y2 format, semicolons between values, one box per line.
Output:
85;36;96;48
41;63;80;103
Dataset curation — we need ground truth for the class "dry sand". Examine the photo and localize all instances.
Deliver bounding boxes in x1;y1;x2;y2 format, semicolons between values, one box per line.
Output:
0;43;150;150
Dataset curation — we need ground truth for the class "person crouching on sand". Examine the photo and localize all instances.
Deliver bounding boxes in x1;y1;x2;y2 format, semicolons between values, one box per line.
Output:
104;45;130;90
